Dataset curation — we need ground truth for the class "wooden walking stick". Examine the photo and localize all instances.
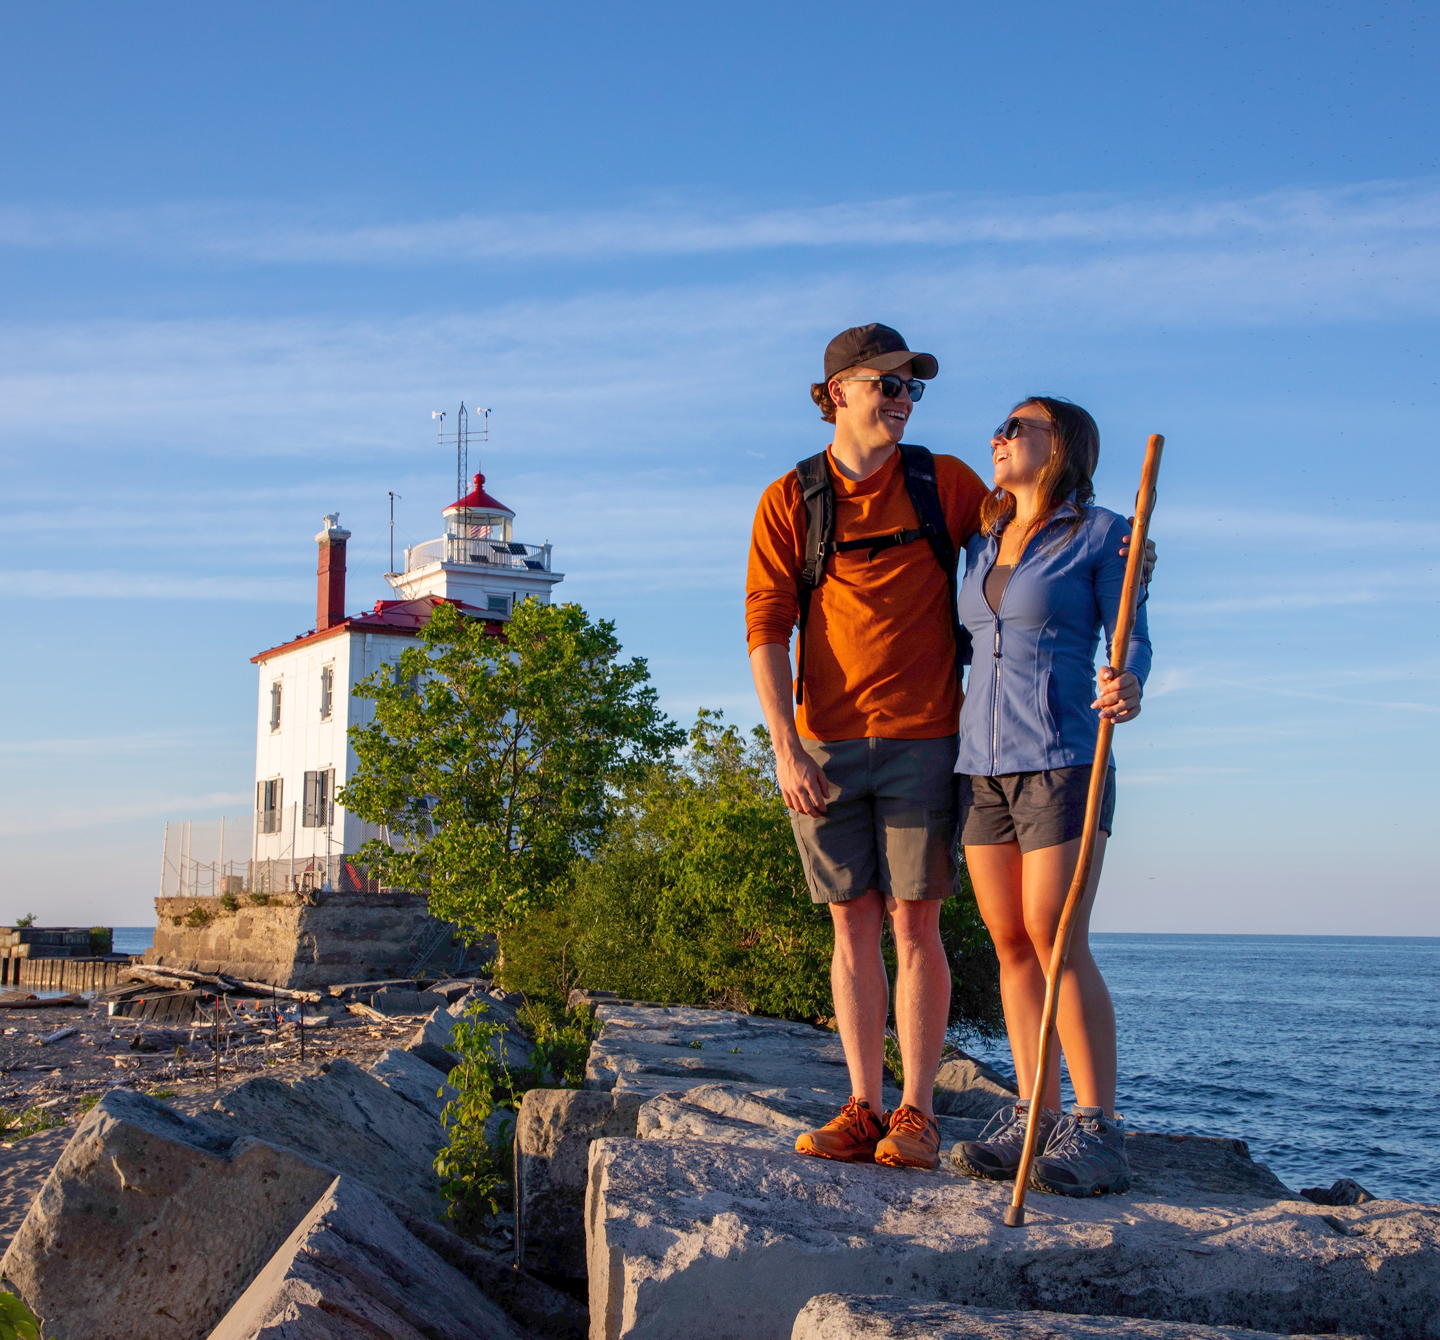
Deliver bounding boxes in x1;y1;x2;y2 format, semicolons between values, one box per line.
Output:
1004;433;1164;1229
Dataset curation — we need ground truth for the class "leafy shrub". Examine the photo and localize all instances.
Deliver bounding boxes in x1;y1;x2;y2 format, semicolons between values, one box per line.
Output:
0;1289;43;1340
248;893;275;906
219;892;240;913
13;915;33;929
170;915;183;927
432;999;596;1238
88;926;112;956
184;906;213;930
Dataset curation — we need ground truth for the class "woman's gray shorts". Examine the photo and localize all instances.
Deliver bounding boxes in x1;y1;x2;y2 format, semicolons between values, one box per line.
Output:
958;765;1116;854
788;735;958;904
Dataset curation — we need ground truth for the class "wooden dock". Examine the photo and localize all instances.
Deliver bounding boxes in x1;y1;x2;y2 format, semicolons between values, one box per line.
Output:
0;956;138;993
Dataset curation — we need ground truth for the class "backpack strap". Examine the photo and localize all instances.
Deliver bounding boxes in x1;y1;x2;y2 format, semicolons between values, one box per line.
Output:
793;451;835;706
898;444;971;679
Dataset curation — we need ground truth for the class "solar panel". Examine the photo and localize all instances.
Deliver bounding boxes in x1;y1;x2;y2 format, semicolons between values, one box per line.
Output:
524;559;545;571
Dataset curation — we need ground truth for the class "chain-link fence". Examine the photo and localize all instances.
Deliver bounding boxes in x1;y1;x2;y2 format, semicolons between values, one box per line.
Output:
160;815;386;898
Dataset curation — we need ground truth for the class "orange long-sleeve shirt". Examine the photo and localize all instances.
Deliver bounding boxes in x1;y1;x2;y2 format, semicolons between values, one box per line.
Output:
746;447;988;741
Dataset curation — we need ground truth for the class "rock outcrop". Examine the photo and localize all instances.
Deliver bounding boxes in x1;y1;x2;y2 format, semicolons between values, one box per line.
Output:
208;1175;523;1340
371;1045;460;1121
517;1087;645;1279
586;1136;1439;1340
932;1053;1017;1120
0;1089;335;1340
198;1055;449;1220
791;1295;1364;1340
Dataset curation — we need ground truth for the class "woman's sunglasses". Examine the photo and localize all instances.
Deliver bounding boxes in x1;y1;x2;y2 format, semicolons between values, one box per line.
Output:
994;416;1052;440
838;374;926;403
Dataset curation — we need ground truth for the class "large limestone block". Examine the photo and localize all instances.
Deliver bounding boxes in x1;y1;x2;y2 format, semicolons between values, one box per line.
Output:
584;1004;886;1103
586;1137;1440;1340
932;1053;1017;1120
208;1174;523;1340
791;1295;1359;1340
0;1089;335;1340
637;1084;980;1155
518;1087;645;1279
200;1056;448;1220
370;1046;459;1121
411;999;534;1075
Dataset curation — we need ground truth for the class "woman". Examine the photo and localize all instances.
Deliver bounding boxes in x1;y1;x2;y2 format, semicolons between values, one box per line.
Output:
950;396;1150;1198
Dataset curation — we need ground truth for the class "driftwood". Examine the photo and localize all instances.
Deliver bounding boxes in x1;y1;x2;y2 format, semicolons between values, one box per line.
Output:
38;1027;78;1045
0;992;86;1009
121;965;320;1003
346;1002;392;1023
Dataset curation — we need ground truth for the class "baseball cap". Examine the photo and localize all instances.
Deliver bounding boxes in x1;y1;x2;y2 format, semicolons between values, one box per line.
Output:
822;323;938;382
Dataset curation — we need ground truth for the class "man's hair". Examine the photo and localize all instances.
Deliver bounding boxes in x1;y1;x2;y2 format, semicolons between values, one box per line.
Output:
979;397;1100;547
810;379;839;423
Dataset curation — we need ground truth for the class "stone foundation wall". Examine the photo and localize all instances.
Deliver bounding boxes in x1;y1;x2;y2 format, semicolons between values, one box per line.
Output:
147;891;461;988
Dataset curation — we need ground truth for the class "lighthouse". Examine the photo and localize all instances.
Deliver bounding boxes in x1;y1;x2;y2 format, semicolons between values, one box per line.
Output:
245;468;564;890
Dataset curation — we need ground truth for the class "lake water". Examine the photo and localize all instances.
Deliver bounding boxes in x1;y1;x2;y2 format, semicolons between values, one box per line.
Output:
112;926;155;956
110;924;1436;1200
959;933;1440;1204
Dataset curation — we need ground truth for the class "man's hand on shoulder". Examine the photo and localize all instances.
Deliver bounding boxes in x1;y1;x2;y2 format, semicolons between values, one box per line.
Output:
775;742;832;816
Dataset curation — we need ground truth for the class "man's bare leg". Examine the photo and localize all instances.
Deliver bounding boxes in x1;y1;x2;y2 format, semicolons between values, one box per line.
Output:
888;895;950;1116
828;889;888;1110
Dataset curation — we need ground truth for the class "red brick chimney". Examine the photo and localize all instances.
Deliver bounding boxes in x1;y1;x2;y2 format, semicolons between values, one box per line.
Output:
315;513;352;631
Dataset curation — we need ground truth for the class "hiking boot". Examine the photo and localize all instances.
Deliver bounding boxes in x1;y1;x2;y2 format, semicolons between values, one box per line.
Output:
1028;1105;1132;1197
875;1104;941;1170
950;1098;1061;1181
795;1097;887;1164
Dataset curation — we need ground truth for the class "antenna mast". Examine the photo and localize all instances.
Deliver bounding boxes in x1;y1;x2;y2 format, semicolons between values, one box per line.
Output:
432;404;491;500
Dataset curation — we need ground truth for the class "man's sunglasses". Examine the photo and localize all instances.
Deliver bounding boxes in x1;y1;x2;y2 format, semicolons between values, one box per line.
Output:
994;415;1052;440
838;374;925;403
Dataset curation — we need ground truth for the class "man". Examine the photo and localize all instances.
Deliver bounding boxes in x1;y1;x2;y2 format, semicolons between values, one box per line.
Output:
745;323;1144;1170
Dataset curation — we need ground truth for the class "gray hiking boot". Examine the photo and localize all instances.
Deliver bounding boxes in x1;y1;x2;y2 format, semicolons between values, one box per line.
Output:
1028;1104;1131;1197
950;1098;1061;1181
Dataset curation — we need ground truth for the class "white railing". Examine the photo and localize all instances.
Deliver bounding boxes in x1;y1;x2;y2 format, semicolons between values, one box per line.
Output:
403;535;552;575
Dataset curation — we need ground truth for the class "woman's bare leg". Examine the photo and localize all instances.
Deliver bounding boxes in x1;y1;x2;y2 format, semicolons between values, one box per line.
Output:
966;841;1061;1110
1020;833;1116;1113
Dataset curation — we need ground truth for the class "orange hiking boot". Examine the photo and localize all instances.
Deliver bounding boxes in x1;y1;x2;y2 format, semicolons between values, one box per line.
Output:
874;1104;941;1170
795;1097;888;1163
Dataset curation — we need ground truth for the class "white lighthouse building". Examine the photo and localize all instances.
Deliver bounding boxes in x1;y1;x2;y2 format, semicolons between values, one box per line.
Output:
246;470;563;892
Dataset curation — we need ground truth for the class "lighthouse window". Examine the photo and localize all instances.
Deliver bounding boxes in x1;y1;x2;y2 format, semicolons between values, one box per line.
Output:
302;769;334;828
258;778;283;834
269;681;283;731
319;665;334;720
487;594;509;614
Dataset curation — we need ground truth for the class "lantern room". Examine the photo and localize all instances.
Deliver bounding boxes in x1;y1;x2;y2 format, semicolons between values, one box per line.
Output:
385;468;563;613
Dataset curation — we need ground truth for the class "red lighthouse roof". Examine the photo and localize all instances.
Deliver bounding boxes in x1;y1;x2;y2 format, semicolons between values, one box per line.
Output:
443;472;514;519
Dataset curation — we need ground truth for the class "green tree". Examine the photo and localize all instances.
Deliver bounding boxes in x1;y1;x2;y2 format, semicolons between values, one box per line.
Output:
339;599;683;949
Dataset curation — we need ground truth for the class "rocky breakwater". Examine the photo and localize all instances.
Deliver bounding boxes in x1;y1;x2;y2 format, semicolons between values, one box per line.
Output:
553;1000;1440;1340
0;983;586;1340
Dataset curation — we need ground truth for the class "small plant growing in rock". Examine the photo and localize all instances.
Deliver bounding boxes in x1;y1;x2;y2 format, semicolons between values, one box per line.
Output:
0;1105;64;1141
13;914;33;929
434;1004;516;1237
0;1288;43;1340
688;1040;703;1050
146;1088;178;1100
76;1094;101;1116
184;906;213;930
88;926;112;955
247;893;272;906
170;915;184;927
219;892;240;913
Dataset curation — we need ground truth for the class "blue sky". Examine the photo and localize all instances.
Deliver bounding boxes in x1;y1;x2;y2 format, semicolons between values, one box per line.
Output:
1;2;1436;932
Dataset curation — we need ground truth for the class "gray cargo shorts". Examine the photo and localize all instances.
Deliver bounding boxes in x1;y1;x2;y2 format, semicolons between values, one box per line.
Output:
788;735;958;904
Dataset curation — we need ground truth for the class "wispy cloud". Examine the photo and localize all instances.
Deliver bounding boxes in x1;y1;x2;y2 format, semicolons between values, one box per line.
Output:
1;181;1437;265
0;792;252;836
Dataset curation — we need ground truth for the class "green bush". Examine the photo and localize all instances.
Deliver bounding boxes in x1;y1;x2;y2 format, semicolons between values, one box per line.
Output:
0;1289;43;1340
13;914;33;929
88;926;112;956
219;892;240;913
432;999;596;1238
184;905;213;930
500;711;1004;1037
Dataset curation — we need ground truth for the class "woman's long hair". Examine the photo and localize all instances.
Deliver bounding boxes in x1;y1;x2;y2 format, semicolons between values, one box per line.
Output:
978;396;1100;548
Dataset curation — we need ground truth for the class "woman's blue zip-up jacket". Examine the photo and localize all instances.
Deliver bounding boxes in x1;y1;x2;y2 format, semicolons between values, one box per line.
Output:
956;503;1152;777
